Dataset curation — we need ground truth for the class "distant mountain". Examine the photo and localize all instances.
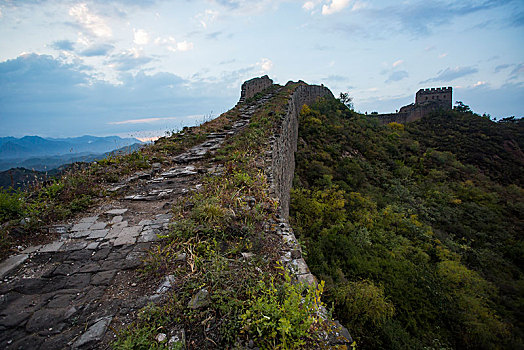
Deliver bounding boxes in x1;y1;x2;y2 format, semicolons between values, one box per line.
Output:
0;135;142;160
0;143;144;188
0;135;143;171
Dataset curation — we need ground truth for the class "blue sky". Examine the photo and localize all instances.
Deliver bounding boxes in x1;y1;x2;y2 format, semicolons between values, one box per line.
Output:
0;0;523;139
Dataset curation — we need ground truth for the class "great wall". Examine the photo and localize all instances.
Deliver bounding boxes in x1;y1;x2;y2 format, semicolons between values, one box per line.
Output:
0;76;351;349
374;86;452;124
0;74;455;348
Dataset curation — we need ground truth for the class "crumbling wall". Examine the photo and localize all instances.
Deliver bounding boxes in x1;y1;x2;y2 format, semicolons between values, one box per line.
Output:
269;83;334;218
239;75;273;102
263;81;353;345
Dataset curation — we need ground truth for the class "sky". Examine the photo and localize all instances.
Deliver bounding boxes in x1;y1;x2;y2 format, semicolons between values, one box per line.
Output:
0;0;523;140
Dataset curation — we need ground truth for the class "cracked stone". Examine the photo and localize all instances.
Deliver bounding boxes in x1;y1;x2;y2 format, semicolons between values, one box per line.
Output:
111;216;123;224
67;250;93;261
47;294;76;308
26;308;67;332
65;274;91;289
91;247;111;261
79;216;98;224
0;254;28;279
70;230;90;238
87;229;109;240
72;316;112;349
91;270;117;286
21;245;42;254
86;242;99;250
60;241;87;252
71;222;92;232
105;209;128;215
39;241;64;253
89;222;107;230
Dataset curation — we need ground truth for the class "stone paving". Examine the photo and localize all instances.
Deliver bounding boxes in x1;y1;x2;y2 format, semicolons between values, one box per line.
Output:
0;93;275;349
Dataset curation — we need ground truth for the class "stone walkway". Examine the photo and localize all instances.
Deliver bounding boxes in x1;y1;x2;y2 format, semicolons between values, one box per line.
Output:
0;94;275;349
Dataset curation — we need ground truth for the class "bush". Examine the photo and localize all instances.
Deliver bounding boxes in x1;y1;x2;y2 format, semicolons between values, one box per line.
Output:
241;270;324;349
0;189;24;223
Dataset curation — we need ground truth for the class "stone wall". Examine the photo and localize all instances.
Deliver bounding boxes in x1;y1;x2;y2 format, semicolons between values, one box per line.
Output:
263;81;352;345
416;87;452;109
239;75;273;102
375;86;453;124
269;82;334;218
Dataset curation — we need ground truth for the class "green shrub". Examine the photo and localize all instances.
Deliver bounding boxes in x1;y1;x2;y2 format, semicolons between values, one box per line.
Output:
241;270;324;349
0;189;24;223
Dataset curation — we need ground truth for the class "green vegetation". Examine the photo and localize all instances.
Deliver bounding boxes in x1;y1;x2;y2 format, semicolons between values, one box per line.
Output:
114;85;332;349
0;106;246;259
290;98;523;349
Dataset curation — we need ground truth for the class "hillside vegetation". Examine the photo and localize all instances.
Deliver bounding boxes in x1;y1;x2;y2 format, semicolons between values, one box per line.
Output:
290;99;523;349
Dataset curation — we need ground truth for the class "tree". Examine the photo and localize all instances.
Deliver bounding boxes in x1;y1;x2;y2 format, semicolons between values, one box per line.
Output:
339;92;354;110
454;101;471;113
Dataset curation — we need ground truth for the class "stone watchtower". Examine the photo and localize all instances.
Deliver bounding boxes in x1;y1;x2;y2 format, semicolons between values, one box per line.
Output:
239;75;273;103
415;87;452;110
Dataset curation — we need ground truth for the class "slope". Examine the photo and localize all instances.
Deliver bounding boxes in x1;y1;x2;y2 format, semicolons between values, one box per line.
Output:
290;99;524;349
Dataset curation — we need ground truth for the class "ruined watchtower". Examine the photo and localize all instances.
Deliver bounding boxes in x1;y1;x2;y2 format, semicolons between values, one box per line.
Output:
239;75;273;103
415;87;452;110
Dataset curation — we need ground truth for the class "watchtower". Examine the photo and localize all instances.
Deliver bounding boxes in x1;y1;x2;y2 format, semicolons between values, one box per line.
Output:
415;87;452;109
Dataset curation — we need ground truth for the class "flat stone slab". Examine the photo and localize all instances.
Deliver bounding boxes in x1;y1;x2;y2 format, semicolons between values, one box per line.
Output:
70;230;90;238
89;222;107;230
22;245;42;254
39;240;65;253
87;229;109;240
0;254;28;279
60;241;88;252
113;235;137;246
71;222;92;232
72;316;112;349
91;270;117;286
111;216;123;224
120;226;143;238
86;242;100;250
105;209;128;215
137;230;160;243
79;216;98;224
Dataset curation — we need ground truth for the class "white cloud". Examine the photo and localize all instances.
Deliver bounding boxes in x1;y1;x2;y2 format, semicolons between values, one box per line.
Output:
133;29;150;46
258;58;273;72
303;1;316;11
69;3;112;38
196;9;219;29
439;53;448;58
176;41;194;52
322;0;351;15
154;36;176;45
473;81;486;87
392;59;403;67
154;36;193;53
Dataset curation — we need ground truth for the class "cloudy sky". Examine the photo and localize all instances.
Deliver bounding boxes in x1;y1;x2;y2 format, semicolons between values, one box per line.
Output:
0;0;523;139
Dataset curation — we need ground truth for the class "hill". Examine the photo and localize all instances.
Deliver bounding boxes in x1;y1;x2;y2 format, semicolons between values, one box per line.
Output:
0;135;143;171
290;99;523;349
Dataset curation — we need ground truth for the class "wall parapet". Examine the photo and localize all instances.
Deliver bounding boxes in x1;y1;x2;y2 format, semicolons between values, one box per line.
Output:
239;75;273;103
260;80;352;346
269;82;334;219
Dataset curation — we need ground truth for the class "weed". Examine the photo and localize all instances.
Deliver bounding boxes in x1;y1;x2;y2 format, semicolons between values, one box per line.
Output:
241;269;324;349
0;189;24;222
